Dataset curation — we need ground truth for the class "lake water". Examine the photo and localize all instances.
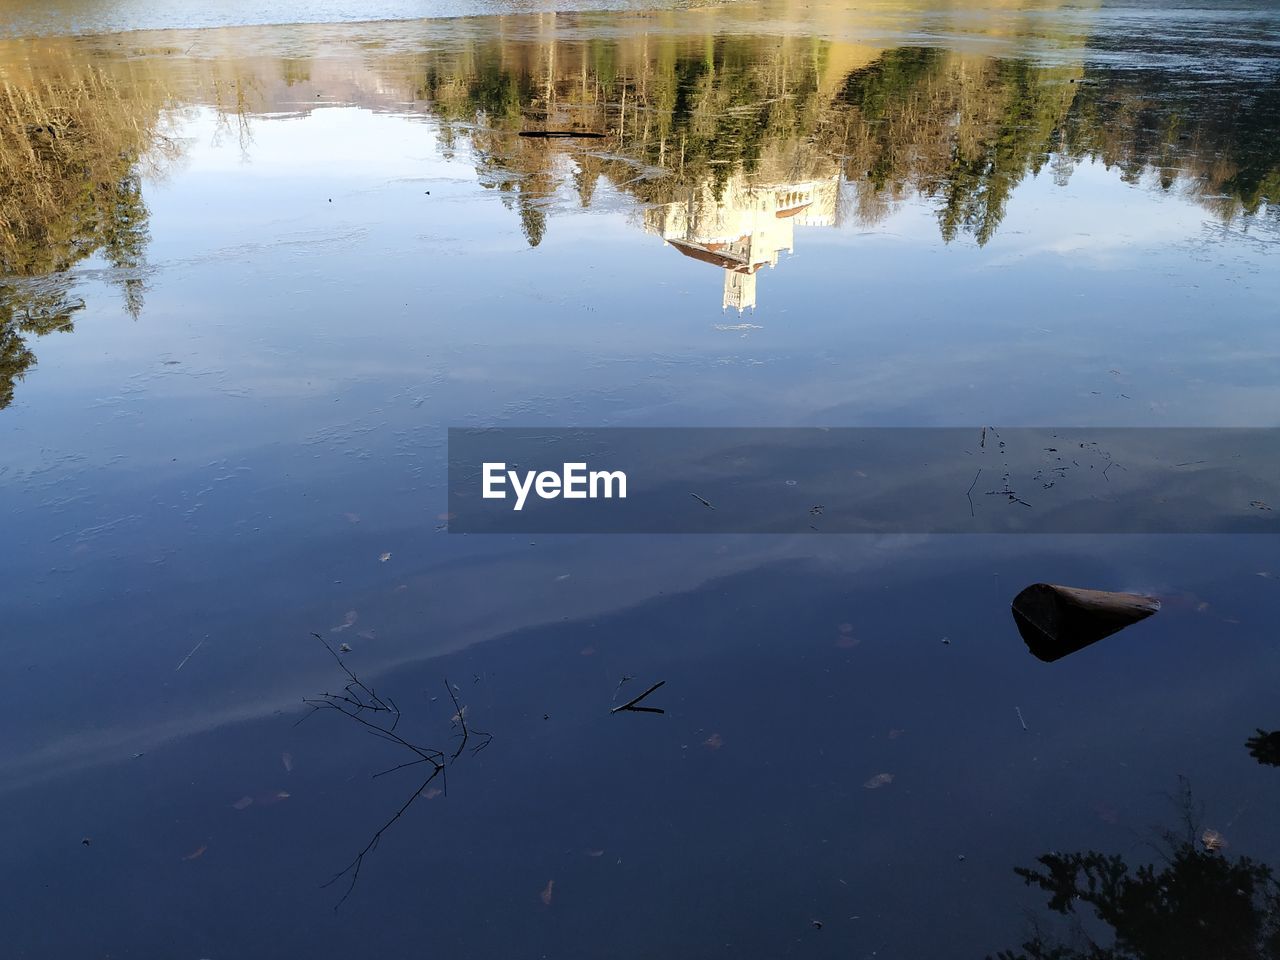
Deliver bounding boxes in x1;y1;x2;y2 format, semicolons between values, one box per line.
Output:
2;2;1279;957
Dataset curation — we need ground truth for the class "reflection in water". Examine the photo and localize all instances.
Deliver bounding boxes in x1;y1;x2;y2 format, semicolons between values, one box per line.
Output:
645;173;839;311
1250;730;1280;768
994;788;1280;960
0;12;1277;399
0;46;174;406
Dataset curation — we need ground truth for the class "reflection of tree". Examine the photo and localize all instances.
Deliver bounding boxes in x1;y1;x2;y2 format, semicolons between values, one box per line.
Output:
402;34;1277;249
0;280;82;409
0;54;170;408
1248;730;1280;768
992;783;1280;960
1064;66;1280;222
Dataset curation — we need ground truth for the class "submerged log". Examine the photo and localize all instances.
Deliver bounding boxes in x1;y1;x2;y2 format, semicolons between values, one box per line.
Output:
1012;583;1160;662
517;130;607;139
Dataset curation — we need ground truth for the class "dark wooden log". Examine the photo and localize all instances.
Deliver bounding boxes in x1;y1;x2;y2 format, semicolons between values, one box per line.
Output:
517;130;607;139
1012;583;1160;662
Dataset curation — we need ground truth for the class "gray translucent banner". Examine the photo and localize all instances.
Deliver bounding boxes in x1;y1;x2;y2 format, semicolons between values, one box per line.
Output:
447;428;1280;534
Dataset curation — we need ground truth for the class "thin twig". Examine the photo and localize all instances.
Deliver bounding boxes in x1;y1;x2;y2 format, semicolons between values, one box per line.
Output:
611;680;666;714
174;635;207;671
300;634;494;909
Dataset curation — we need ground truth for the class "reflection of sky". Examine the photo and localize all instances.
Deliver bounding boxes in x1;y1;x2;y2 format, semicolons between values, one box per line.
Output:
0;0;682;36
5;101;1280;762
2;49;1279;956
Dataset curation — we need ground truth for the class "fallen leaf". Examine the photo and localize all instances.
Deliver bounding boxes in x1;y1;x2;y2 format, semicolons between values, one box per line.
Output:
540;879;555;905
182;844;208;861
835;635;860;649
231;796;254;810
281;752;294;773
863;773;895;790
586;849;605;857
331;610;358;633
703;733;724;750
422;787;443;800
1202;828;1228;852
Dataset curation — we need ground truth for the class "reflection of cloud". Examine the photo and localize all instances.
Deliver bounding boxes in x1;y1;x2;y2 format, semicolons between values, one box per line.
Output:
980;162;1212;267
0;533;920;795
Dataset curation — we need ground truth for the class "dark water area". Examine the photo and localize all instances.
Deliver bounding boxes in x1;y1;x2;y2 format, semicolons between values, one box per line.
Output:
1;2;1278;957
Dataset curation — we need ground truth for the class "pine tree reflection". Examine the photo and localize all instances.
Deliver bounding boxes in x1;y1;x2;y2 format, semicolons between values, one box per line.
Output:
993;783;1280;960
1248;730;1280;768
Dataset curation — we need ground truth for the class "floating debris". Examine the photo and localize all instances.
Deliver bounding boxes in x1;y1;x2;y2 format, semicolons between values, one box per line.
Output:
1201;828;1228;852
231;796;254;811
1012;583;1160;662
378;552;392;562
611;679;666;715
339;642;352;653
519;130;606;139
182;844;208;861
703;733;724;750
174;636;207;672
330;610;358;633
540;879;555;905
281;752;294;773
864;773;894;790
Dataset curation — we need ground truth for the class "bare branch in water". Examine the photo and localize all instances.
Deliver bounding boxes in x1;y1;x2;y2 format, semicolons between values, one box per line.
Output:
611;679;667;714
302;635;491;908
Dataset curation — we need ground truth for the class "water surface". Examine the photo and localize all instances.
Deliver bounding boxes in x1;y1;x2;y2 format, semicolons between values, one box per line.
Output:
1;2;1278;957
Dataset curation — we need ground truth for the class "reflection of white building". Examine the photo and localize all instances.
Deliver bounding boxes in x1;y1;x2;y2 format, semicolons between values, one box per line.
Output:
645;174;839;311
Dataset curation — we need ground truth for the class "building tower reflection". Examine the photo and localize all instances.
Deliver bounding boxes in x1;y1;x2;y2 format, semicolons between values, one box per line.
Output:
644;172;840;312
